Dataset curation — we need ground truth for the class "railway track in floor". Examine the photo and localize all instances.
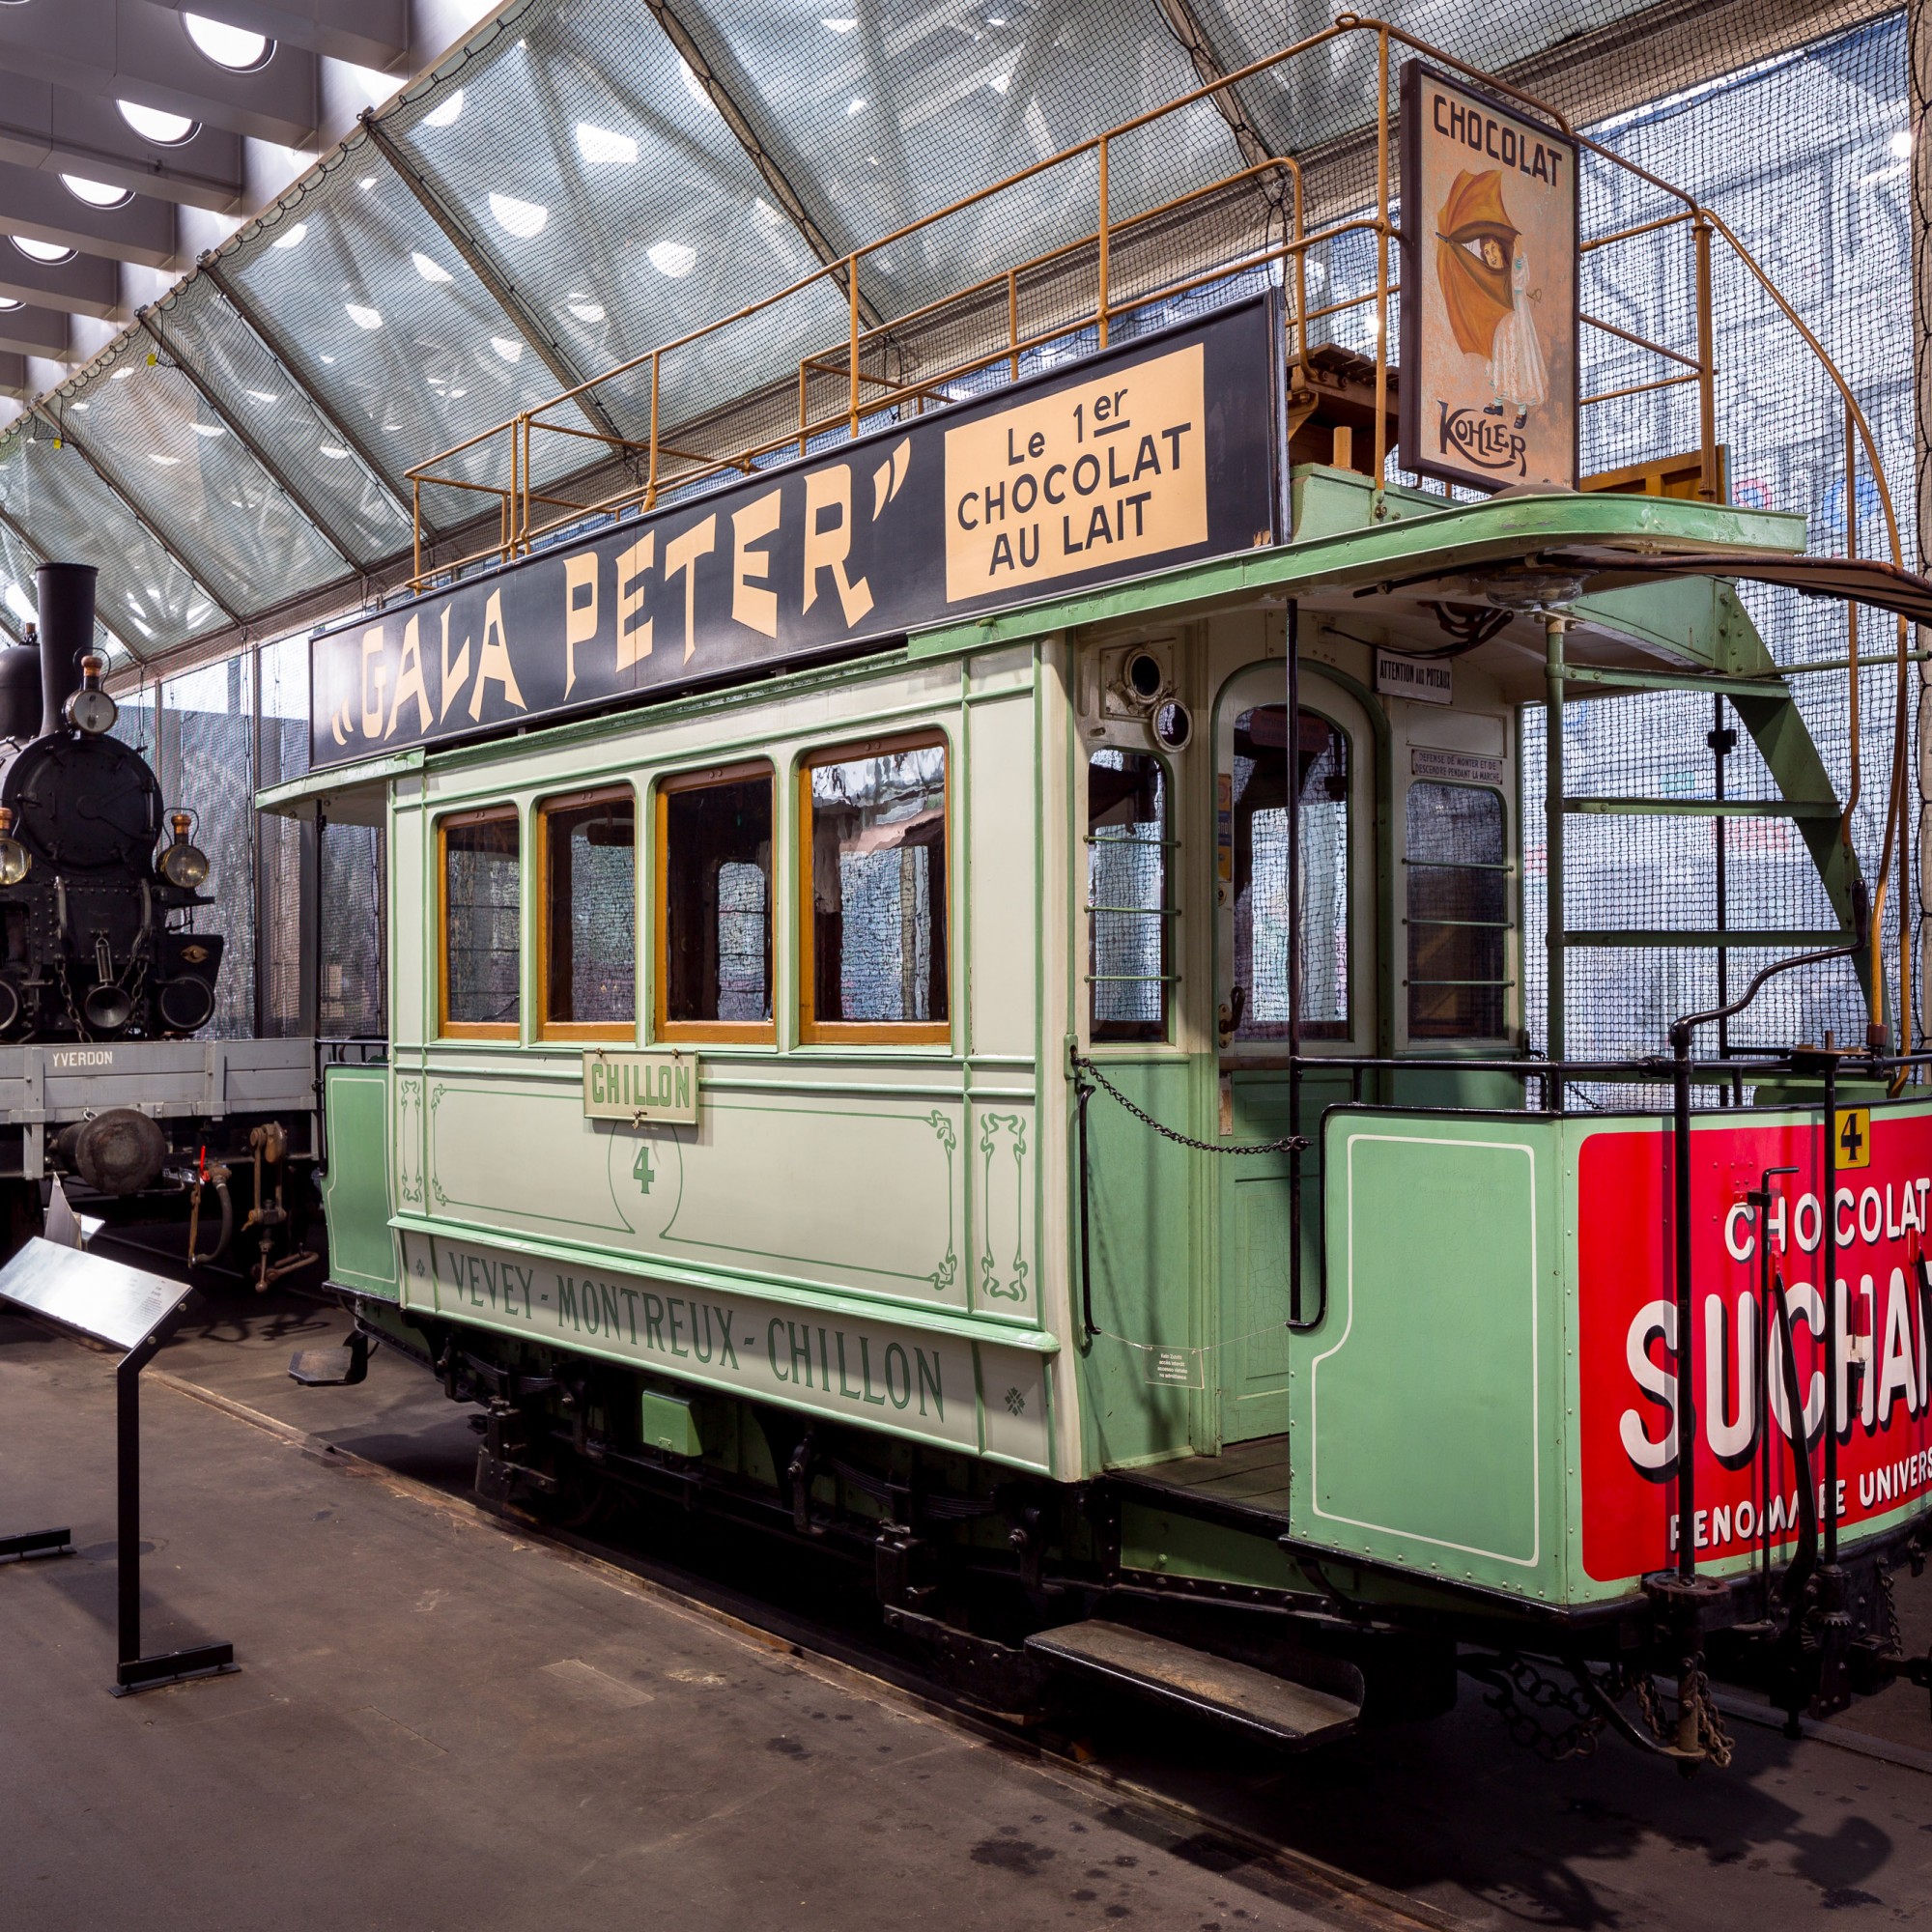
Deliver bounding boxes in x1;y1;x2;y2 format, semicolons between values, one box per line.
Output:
149;1360;1463;1932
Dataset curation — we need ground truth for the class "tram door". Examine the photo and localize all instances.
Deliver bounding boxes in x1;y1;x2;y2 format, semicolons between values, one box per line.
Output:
1212;665;1377;1445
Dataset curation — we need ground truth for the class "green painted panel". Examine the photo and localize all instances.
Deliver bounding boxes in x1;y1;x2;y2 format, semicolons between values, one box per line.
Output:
1300;1111;1562;1596
323;1065;399;1299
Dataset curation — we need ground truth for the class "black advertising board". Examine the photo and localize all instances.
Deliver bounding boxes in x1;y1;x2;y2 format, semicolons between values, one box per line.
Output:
1398;62;1579;494
310;297;1283;771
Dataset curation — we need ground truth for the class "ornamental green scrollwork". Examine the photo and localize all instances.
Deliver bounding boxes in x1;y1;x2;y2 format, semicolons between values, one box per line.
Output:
428;1082;449;1206
926;1110;958;1293
978;1113;1029;1302
395;1077;424;1207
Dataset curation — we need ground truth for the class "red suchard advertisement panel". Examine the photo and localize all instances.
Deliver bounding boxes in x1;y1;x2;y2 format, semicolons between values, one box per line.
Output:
1577;1108;1932;1582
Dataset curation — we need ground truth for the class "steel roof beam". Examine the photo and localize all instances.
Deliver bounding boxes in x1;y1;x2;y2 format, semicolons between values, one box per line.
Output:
358;109;628;448
0;246;121;321
195;250;434;539
1151;0;1275;174
0;305;70;361
639;1;882;331
0;0;320;149
30;399;240;624
135;303;355;572
0;158;179;269
0;353;30;398
141;0;410;73
0;75;244;213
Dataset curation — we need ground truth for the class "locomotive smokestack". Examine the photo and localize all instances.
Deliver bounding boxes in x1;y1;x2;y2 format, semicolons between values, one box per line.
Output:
37;561;98;740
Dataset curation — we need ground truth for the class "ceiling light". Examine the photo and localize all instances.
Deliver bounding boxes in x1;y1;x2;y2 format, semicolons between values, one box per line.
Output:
490;336;524;362
119;100;199;146
320;353;336;364
149;454;184;468
448;387;467;399
412;251;453;284
190;422;225;438
345;302;382;329
847;97;867;115
0;298;18;313
183;13;272;71
12;237;73;264
489;192;548;239
988;72;1010;95
318;443;350;459
357;177;377;191
567;300;605;323
62;176;132;210
110;366;135;381
1892;129;1914;157
270;221;307;250
422;89;464;129
4;583;32;621
648;242;696;278
575;122;638;165
822;16;857;30
245;388;278;403
679;62;713;109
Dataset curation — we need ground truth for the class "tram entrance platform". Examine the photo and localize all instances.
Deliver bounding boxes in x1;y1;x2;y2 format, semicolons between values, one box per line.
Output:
0;1301;1363;1932
1108;1435;1293;1524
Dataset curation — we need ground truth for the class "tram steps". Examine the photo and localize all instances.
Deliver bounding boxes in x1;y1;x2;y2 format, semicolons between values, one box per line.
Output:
1565;927;1852;949
1023;1619;1361;1748
1562;795;1839;818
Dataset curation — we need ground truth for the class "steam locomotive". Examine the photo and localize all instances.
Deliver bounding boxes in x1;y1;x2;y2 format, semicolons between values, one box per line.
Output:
0;562;223;1043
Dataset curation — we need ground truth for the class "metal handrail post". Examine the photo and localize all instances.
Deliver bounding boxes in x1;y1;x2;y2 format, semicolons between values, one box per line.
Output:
1546;614;1569;1109
1372;28;1390;494
1097;135;1111;346
1693;213;1718;500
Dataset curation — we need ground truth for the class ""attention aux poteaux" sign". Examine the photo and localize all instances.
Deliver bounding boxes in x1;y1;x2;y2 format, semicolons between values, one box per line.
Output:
310;298;1281;771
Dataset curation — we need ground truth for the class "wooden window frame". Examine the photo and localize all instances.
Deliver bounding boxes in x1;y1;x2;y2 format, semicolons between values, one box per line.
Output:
538;783;638;1043
654;760;777;1046
798;731;952;1048
438;803;522;1041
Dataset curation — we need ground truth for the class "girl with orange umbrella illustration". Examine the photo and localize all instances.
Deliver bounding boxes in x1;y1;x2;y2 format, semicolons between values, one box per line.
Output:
1435;170;1547;428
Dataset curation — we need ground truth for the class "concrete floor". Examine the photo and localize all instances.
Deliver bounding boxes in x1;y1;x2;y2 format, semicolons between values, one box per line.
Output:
0;1304;1398;1932
5;1290;1932;1930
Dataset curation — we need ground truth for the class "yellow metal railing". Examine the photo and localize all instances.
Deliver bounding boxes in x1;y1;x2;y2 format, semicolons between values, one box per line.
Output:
401;12;1914;1047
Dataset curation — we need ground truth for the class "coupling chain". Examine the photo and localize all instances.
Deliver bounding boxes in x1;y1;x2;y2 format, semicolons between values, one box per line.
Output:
1476;1656;1605;1764
1070;1051;1306;1156
1879;1562;1905;1657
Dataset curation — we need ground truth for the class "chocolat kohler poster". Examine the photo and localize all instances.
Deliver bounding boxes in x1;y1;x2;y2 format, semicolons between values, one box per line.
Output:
1399;62;1578;494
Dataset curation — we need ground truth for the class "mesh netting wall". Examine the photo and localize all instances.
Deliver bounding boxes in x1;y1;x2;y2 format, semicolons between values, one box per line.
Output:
319;819;387;1041
1516;13;1917;1094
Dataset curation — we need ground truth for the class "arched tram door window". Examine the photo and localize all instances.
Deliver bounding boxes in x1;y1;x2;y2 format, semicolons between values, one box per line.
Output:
1209;662;1375;1447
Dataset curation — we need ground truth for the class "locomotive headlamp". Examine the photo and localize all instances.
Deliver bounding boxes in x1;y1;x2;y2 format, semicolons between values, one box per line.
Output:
0;807;29;887
65;654;116;736
158;810;209;890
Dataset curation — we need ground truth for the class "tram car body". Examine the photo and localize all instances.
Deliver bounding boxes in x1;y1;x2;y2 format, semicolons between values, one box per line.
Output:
280;36;1932;1762
0;562;316;1260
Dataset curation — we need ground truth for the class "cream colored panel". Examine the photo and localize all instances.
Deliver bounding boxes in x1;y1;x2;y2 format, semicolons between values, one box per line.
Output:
967;692;1037;1060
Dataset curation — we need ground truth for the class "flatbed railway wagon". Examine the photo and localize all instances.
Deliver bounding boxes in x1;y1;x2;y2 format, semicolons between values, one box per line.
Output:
270;23;1932;1766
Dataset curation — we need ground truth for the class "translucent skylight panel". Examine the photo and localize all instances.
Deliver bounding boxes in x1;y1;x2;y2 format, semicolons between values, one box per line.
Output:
53;337;346;616
0;428;216;655
225;139;593;528
388;5;842;448
1190;2;1671;160
667;1;1238;316
156;274;412;568
0;517;40;639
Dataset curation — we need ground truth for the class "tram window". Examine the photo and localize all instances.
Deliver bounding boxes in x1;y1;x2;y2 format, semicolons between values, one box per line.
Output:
1089;750;1169;1042
1406;781;1508;1039
801;737;948;1042
440;807;521;1037
540;788;635;1037
1230;706;1349;1041
658;764;774;1040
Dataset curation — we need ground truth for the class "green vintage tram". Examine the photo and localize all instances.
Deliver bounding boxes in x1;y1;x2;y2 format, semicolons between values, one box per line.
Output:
270;21;1932;1764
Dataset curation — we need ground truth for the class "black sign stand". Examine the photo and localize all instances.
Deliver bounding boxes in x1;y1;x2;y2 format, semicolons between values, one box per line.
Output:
0;1238;237;1694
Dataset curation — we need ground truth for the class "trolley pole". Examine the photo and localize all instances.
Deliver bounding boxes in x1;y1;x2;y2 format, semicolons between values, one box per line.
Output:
1545;614;1569;1109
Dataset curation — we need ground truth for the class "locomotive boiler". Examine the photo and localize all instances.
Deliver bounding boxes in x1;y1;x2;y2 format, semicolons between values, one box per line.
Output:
0;564;222;1044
